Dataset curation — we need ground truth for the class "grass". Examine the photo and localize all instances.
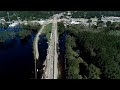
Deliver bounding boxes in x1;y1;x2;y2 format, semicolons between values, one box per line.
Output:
32;23;51;62
33;36;37;61
32;25;44;79
32;23;52;79
42;23;52;43
33;24;43;61
33;35;38;79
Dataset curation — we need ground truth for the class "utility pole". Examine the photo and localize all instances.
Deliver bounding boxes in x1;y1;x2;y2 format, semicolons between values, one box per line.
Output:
7;12;10;23
35;60;37;79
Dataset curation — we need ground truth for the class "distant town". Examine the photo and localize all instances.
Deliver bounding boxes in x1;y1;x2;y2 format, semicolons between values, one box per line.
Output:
1;11;120;28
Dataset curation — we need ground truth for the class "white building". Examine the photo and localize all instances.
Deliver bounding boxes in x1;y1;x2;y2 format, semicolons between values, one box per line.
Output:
38;20;45;25
101;16;120;22
67;11;71;15
30;20;45;25
9;22;19;27
70;20;80;24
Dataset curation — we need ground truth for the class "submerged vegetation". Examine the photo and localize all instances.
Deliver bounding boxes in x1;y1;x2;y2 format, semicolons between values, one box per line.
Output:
33;36;37;61
58;22;65;37
0;23;9;29
20;22;41;33
17;30;31;39
0;22;41;42
33;23;52;62
0;31;15;42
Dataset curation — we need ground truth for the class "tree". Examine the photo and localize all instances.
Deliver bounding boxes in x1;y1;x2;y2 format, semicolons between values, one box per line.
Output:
21;22;41;32
58;22;65;35
17;30;31;39
106;21;111;28
110;22;120;30
87;19;92;29
88;64;101;79
104;60;120;79
97;20;105;28
2;23;9;29
98;17;101;21
91;24;97;30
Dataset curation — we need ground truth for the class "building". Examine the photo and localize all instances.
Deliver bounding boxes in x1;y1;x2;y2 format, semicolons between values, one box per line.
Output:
101;16;120;22
0;18;6;24
70;20;80;24
38;20;45;25
9;22;19;27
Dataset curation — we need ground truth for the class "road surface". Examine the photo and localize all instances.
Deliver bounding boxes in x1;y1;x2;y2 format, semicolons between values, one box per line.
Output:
34;25;45;60
53;16;58;79
42;16;58;79
34;20;52;79
34;20;51;60
34;24;45;79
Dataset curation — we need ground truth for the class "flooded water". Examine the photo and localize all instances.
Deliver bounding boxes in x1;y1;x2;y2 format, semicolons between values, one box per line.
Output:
0;24;52;79
58;31;67;79
0;29;35;79
0;25;68;79
0;25;23;32
37;34;48;79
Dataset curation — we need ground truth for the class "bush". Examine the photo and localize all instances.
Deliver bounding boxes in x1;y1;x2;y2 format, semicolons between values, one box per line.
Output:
88;64;101;79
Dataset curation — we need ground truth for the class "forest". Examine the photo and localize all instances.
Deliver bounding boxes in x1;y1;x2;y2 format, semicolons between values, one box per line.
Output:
70;11;120;18
2;11;120;21
58;20;120;79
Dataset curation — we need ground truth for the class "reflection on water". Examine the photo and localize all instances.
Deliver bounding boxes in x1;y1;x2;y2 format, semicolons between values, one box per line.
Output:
0;33;35;79
37;34;48;79
20;35;31;46
0;25;23;32
58;31;67;79
0;38;17;49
